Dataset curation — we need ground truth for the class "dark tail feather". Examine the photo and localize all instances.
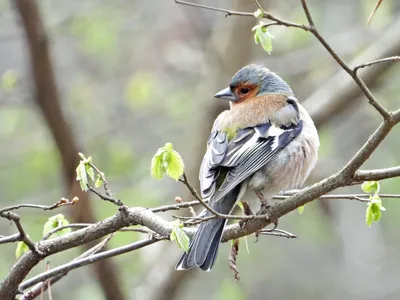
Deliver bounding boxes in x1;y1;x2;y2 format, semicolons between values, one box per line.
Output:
175;186;240;271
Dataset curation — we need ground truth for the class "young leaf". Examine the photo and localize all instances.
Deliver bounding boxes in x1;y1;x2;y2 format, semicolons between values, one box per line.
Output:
366;202;382;227
151;148;165;180
15;241;29;259
253;9;263;19
76;162;88;191
95;174;104;188
361;181;380;194
43;214;72;239
165;149;184;181
298;205;305;214
366;203;374;227
151;143;185;181
252;24;273;54
86;165;95;181
170;220;190;253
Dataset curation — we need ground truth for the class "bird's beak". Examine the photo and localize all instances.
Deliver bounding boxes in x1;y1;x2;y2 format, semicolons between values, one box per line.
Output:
214;87;237;101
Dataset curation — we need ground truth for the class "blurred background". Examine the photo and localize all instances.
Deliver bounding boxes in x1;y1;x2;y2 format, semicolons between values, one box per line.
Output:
1;0;400;299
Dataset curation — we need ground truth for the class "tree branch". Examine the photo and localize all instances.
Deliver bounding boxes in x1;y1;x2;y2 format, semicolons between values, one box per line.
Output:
174;0;254;17
20;236;167;292
354;56;400;72
21;234;114;300
0;212;43;256
0;198;77;215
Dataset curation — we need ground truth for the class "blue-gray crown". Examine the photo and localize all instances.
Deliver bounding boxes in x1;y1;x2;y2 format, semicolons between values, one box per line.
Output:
229;64;293;96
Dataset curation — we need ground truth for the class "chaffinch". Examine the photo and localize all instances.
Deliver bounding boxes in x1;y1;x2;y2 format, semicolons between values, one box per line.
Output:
176;64;319;271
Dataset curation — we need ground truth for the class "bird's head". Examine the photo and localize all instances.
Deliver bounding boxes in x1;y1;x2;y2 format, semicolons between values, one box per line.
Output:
214;64;293;103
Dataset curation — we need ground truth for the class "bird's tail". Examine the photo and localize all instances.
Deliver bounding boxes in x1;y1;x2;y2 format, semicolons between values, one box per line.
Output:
175;186;240;271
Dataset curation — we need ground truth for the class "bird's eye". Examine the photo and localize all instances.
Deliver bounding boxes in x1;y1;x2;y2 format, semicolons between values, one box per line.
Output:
240;87;250;95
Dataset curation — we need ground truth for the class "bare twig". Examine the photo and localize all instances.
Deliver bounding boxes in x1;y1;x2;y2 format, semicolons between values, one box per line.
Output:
86;185;125;208
354;56;400;72
174;0;254;17
251;0;263;10
19;236;167;291
88;162;114;199
0;233;20;244
0;212;43;257
300;0;315;27
0;198;77;215
367;0;384;25
258;229;297;239
21;234;115;300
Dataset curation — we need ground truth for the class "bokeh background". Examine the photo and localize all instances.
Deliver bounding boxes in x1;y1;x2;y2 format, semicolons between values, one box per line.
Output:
1;0;400;299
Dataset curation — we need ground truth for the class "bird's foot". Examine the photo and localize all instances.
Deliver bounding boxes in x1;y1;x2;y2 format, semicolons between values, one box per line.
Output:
255;191;270;209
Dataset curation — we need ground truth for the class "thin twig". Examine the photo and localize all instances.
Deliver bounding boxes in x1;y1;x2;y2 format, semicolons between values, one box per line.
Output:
42;223;154;240
179;173;276;221
258;229;297;239
174;0;254;17
300;0;315;27
354;56;400;73
0;198;77;215
88;162;113;198
86;162;127;212
86;185;126;211
0;212;43;257
0;233;20;244
19;236;167;291
21;234;115;300
252;0;263;10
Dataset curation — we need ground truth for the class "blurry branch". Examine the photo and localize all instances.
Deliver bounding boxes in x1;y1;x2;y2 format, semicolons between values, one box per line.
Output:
367;0;384;25
13;0;126;300
21;234;114;300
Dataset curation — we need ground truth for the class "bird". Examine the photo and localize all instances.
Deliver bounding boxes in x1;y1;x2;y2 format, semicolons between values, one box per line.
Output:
176;64;319;271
